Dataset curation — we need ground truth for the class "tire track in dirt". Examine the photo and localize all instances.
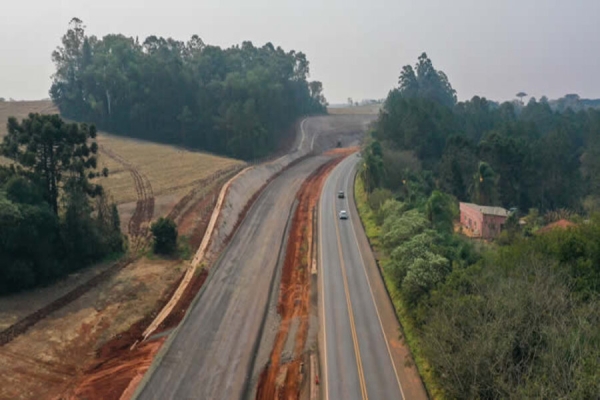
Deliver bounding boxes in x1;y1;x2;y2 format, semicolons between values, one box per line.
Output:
99;146;154;249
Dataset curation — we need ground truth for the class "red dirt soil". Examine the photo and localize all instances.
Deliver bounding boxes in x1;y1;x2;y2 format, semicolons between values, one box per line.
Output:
255;153;351;400
61;149;355;400
59;268;208;400
177;184;221;249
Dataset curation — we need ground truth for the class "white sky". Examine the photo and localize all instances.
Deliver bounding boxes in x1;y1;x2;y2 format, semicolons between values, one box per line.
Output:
2;0;600;104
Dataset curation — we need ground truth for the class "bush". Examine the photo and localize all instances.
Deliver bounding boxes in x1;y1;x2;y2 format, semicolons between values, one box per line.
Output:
151;217;178;255
368;188;393;211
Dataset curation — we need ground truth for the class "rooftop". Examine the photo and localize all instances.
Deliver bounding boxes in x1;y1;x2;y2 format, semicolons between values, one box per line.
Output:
461;202;509;217
537;219;576;234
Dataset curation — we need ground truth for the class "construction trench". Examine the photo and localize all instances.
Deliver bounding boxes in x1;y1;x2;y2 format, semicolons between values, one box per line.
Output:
255;149;355;400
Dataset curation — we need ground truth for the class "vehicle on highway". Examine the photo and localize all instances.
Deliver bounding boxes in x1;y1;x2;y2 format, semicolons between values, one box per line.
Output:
339;210;348;219
338;190;345;198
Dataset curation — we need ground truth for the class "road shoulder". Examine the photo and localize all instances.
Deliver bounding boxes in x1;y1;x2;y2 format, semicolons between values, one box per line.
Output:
348;169;429;400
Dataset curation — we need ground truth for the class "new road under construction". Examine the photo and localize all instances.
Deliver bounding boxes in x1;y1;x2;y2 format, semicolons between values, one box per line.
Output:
129;114;426;400
1;113;426;399
133;116;378;400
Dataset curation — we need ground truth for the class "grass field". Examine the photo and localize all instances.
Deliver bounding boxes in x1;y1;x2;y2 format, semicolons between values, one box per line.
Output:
94;133;243;204
0;100;244;204
0;100;58;137
0;100;59;165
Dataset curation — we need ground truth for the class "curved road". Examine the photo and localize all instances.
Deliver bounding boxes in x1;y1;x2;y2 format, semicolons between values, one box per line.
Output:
319;155;406;400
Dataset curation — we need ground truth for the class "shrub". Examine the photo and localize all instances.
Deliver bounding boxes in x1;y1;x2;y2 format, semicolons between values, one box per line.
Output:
151;217;178;255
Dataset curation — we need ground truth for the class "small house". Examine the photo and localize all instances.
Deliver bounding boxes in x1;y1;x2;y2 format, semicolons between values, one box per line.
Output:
459;202;509;239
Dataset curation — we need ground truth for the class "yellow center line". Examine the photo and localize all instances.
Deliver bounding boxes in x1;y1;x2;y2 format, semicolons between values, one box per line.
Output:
345;165;407;399
333;195;369;400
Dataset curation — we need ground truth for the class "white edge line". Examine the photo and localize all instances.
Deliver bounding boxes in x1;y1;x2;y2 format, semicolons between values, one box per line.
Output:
319;174;330;400
346;158;407;400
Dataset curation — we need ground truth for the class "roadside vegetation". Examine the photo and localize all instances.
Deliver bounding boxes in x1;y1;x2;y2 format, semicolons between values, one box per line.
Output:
0;114;123;294
151;217;178;255
50;18;327;160
356;53;600;398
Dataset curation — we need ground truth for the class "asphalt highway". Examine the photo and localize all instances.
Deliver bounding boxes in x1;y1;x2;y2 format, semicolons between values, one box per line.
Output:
133;115;377;400
136;154;332;400
319;155;405;400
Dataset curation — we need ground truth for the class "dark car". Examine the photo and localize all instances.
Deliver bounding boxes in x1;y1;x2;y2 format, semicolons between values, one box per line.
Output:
338;190;345;199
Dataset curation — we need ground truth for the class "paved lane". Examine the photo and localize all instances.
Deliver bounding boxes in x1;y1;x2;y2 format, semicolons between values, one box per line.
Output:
319;155;404;400
137;155;332;400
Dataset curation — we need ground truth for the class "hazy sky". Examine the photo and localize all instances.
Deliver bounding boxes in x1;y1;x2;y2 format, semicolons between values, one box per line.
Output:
2;0;600;104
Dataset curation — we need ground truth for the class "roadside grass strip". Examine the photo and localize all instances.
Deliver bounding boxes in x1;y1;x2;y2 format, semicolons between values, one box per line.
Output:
353;176;443;399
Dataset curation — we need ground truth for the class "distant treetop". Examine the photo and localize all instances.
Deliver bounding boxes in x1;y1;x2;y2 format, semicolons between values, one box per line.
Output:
397;53;457;108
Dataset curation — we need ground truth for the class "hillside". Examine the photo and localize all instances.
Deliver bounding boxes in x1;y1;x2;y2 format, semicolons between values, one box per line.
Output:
0;101;244;231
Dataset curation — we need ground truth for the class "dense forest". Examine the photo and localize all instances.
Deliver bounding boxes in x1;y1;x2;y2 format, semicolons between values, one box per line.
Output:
358;54;600;398
0;114;123;294
50;18;327;160
364;53;600;213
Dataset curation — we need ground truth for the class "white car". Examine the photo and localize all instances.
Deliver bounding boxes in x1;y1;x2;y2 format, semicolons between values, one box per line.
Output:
339;210;348;220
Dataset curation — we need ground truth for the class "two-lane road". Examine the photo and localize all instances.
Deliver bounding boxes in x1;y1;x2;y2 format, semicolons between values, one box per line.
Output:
319;155;405;400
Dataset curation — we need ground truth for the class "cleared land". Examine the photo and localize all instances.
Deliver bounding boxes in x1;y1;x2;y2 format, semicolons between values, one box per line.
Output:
94;134;243;205
327;104;382;115
0;101;245;399
0;257;184;400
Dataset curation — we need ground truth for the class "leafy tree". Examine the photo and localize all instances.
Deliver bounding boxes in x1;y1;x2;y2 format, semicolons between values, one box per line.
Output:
469;161;499;205
50;20;327;160
438;135;477;200
381;148;421;190
381;208;428;251
151;217;178;255
0;113;122;294
1;113;103;214
397;53;457;108
478;131;525;208
402;251;449;305
425;190;457;233
360;140;385;192
533;130;582;210
368;188;393;211
516;91;528;104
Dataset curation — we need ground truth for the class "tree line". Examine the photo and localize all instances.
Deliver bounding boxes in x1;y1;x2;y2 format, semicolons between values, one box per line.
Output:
365;53;600;213
50;18;327;160
0;114;123;294
357;54;600;398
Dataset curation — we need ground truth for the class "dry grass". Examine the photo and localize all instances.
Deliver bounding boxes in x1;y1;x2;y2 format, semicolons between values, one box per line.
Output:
327;104;382;115
0;100;59;165
0;100;244;204
94;133;244;204
0;100;58;138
